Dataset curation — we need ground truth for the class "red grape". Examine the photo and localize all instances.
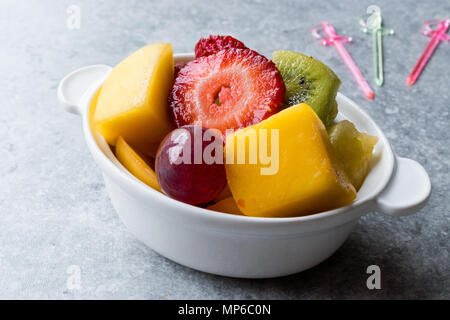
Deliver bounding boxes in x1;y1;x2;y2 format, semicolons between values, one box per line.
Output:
155;126;226;205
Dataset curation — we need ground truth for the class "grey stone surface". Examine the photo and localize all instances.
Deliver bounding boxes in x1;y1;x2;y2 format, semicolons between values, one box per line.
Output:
0;0;448;299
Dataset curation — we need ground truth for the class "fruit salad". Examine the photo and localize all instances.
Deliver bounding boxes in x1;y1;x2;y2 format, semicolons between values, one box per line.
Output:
91;35;378;218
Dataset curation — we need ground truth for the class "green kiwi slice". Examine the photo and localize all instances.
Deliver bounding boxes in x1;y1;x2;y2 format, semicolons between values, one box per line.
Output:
272;50;341;126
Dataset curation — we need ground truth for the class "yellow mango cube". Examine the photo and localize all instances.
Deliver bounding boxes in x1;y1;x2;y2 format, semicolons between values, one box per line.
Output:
94;43;174;148
88;85;102;130
225;103;356;217
208;197;243;216
115;136;161;192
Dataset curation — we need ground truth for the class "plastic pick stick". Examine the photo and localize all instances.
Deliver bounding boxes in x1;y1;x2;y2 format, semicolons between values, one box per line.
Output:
312;21;374;100
360;6;394;86
406;18;450;86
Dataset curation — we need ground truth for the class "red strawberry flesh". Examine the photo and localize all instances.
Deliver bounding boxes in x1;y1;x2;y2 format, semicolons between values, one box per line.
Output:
195;35;246;58
174;63;186;77
169;48;285;136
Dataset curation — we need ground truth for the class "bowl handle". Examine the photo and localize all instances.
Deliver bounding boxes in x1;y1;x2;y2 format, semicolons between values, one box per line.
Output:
375;157;431;217
57;64;112;115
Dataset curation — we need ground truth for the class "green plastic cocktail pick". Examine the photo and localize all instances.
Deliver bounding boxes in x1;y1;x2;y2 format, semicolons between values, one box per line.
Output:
360;6;394;87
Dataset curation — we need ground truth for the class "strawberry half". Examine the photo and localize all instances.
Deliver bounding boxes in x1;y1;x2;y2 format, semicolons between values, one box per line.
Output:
195;35;246;58
169;48;285;136
174;63;186;78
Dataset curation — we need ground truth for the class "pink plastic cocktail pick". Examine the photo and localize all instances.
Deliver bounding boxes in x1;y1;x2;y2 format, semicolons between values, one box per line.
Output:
406;18;450;86
312;21;374;100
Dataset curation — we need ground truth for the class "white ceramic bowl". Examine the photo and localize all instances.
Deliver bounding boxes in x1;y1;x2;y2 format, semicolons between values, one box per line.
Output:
58;54;431;278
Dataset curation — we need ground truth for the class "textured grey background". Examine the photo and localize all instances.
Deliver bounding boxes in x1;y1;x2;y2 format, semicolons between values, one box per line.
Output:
0;0;449;299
